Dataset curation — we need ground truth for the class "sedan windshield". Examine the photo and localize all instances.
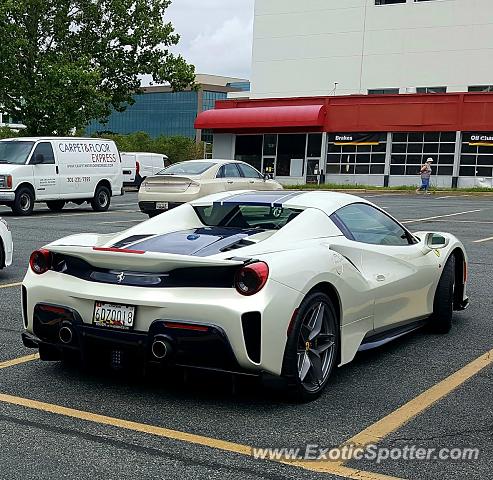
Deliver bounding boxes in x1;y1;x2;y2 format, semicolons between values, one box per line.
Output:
0;141;34;164
194;204;302;230
157;161;215;176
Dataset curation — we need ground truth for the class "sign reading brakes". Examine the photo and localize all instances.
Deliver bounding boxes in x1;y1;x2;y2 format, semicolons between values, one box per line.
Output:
328;133;382;145
58;142;117;163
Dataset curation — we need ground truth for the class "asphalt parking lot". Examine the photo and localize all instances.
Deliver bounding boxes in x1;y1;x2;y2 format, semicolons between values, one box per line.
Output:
0;191;491;480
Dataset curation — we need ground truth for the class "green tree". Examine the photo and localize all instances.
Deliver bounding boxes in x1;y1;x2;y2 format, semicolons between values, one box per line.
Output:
92;131;204;163
0;0;195;136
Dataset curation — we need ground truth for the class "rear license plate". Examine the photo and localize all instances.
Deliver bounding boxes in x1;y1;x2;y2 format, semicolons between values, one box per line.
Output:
93;302;135;330
156;202;168;210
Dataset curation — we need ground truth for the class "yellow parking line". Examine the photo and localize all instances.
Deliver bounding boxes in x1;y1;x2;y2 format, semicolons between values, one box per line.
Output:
0;392;249;454
0;353;39;369
0;390;400;479
346;348;493;446
292;347;493;475
2;349;491;478
0;282;22;289
289;463;402;480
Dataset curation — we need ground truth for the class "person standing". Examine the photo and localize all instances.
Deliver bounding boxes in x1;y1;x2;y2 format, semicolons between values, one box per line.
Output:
416;158;433;194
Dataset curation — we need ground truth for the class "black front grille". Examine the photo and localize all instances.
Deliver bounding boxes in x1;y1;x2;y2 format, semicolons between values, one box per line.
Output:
52;253;237;288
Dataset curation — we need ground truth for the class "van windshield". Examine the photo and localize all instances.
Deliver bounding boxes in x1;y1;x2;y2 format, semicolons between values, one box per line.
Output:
0;141;35;164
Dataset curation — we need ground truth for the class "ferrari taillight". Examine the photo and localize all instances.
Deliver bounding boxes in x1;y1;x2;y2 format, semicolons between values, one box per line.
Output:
235;262;269;296
29;249;52;274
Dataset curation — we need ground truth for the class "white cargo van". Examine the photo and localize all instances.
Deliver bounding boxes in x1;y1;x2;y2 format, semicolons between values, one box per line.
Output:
120;152;168;187
0;137;123;215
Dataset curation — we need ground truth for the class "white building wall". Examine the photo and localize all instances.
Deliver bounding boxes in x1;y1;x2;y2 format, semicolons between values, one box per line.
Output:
251;0;493;98
212;134;235;159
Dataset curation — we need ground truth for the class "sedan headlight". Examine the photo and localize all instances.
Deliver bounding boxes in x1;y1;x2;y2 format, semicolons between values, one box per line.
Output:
0;218;10;231
0;175;12;189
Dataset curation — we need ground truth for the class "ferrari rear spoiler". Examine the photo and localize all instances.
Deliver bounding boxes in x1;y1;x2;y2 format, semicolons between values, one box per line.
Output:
47;245;245;272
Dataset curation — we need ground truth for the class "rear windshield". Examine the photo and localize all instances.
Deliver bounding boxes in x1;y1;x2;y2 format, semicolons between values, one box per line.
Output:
157;161;214;176
0;141;34;165
194;204;302;230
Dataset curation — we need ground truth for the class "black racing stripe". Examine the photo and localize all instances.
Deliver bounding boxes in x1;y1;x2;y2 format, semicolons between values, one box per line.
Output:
128;227;260;256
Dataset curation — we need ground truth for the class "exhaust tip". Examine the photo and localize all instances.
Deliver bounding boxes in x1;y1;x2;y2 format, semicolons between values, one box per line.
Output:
59;326;73;344
151;339;169;360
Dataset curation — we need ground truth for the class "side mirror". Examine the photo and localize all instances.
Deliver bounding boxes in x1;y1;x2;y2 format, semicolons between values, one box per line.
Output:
31;154;44;165
263;173;271;181
422;233;449;254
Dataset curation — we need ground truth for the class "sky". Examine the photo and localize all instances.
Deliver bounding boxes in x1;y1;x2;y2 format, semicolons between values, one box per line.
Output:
165;0;255;80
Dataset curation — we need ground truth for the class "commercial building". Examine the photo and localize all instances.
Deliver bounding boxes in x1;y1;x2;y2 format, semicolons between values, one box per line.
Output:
86;74;250;142
195;0;493;187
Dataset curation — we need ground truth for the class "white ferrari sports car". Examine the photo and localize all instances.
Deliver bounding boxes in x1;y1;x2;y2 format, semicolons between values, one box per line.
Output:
0;217;13;269
21;191;469;400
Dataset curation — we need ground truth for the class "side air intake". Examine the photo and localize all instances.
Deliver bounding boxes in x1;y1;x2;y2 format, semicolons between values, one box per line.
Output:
241;312;261;363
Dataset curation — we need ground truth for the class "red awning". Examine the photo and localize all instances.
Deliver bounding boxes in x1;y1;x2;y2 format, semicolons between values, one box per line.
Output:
194;104;326;130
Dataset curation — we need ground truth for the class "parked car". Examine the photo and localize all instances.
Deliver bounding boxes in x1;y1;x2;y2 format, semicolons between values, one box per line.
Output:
121;152;168;187
138;159;283;217
0;137;123;215
0;217;13;269
22;191;468;401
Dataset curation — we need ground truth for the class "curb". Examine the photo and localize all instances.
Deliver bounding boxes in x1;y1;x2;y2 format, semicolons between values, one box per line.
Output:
283;188;493;196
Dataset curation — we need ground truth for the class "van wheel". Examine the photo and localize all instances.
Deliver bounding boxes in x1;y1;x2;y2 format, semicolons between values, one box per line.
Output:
46;200;65;212
91;185;111;212
12;187;34;216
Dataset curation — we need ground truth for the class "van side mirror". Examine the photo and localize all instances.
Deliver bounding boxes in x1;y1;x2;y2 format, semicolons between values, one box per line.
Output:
422;233;449;254
31;154;44;165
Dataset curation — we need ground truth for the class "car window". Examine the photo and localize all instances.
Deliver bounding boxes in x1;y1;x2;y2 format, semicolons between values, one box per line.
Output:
157;161;214;175
194;205;301;230
331;203;413;246
216;163;242;178
31;142;55;164
237;163;262;179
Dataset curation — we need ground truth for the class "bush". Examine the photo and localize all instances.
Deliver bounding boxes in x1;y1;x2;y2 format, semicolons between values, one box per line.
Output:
91;131;204;164
0;127;21;139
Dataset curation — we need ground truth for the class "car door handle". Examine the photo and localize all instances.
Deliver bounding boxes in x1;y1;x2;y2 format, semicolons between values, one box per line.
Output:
249;180;255;183
376;274;386;282
227;180;234;184
56;166;59;174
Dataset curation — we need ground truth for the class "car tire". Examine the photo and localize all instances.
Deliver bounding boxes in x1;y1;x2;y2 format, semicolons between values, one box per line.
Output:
11;187;35;216
0;241;4;269
46;200;65;212
91;185;111;212
428;255;455;334
281;291;339;402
